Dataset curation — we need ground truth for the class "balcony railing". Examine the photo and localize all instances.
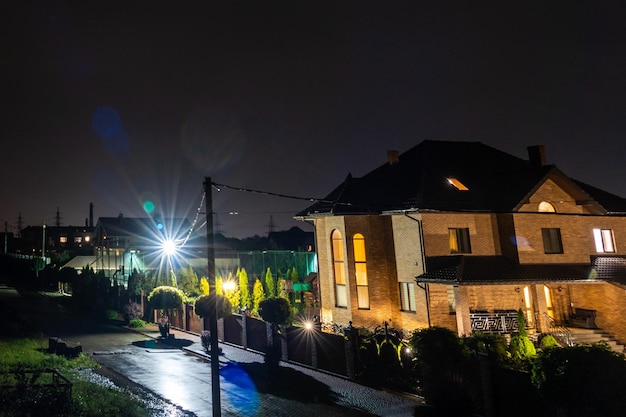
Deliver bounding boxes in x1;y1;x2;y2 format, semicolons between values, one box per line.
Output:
470;310;521;333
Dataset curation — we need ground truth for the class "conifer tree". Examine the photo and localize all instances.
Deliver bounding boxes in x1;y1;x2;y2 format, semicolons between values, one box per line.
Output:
238;268;251;310
252;278;265;316
265;267;276;298
199;277;209;295
278;277;288;300
216;275;224;295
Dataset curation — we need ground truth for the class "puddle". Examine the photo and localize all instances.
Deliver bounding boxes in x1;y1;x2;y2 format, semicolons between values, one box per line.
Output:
75;368;197;417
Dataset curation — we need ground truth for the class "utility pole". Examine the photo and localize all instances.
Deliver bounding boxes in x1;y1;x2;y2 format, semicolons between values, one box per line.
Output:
204;177;221;417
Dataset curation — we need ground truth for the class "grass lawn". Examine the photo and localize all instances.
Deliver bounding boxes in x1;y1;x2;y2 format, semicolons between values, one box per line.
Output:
0;338;150;417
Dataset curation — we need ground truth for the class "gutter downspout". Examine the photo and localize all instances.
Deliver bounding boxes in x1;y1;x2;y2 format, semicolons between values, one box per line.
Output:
404;213;431;327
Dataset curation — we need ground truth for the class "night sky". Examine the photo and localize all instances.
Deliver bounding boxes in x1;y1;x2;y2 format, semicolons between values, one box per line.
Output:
3;1;626;238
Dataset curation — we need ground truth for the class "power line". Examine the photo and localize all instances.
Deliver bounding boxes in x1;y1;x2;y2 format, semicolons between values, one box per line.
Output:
211;181;355;206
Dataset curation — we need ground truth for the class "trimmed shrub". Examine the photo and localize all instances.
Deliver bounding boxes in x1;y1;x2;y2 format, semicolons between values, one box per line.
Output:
194;294;232;319
128;318;146;328
147;286;185;311
539;334;558;350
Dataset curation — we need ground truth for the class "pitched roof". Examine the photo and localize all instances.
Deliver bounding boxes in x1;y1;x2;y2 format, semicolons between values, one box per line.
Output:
296;140;625;217
416;255;594;285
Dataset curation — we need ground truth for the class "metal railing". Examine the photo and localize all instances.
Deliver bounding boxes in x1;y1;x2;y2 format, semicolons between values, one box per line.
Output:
470;311;520;333
544;313;573;347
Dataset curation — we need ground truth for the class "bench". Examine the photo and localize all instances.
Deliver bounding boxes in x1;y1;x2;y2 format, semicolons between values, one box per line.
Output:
568;308;597;329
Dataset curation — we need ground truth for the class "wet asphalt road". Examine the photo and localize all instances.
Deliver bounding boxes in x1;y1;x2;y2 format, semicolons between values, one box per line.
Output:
0;282;424;417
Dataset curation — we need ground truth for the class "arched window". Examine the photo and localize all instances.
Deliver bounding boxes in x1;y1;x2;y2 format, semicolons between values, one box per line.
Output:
353;233;370;309
538;201;556;212
331;230;347;307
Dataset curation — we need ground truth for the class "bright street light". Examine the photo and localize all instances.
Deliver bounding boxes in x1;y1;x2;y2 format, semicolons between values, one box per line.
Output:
161;239;177;256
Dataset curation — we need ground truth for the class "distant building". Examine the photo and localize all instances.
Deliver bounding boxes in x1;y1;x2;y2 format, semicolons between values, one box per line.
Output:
18;225;94;257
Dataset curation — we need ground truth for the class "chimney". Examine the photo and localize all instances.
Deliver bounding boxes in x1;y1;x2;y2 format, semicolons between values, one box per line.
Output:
388;150;399;165
89;203;94;227
527;145;547;166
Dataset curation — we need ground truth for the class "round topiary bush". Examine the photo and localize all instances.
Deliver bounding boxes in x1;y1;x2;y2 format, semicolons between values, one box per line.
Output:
539;334;558;349
194;294;232;319
147;286;185;311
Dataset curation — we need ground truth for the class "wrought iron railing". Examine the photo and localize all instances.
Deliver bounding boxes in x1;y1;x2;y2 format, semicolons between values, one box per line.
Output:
470;311;520;333
544;313;573;347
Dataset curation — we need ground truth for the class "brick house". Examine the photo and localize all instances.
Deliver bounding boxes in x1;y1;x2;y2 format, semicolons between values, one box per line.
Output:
296;140;626;344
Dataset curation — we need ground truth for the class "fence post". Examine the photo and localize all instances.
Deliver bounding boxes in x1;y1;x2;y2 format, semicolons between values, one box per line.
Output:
344;322;357;378
310;334;318;369
478;352;496;417
217;318;225;342
241;313;248;349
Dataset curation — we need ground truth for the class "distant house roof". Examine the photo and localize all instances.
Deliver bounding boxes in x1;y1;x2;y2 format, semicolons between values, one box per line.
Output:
61;255;98;270
416;255;626;285
94;216;196;248
296;140;626;217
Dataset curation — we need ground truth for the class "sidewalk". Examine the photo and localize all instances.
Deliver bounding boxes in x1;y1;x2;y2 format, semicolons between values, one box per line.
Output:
131;324;267;365
130;323;425;417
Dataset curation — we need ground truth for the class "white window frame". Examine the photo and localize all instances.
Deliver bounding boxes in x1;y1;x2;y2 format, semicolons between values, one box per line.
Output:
593;228;615;253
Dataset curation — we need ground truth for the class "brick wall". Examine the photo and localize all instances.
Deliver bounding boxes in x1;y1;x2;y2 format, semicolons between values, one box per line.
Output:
428;283;457;331
512;213;626;264
569;282;626;344
466;285;525;312
421;212;499;256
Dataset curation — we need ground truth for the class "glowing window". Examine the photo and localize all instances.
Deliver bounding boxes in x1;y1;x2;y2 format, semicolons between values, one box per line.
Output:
399;282;416;312
353;233;369;309
447;177;469;191
593;229;615;253
449;228;471;254
84;236;90;242
331;230;347;307
74;236;83;243
538;201;556;212
59;236;67;244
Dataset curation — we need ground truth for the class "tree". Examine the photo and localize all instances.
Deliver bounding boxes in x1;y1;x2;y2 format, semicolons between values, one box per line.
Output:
238;268;251;310
147;286;185;337
216;275;224;295
177;266;200;297
409;327;477;415
259;297;293;367
277;277;288;301
265;267;275;298
194;294;232;320
532;344;626;417
252;278;265;316
199;277;209;295
508;309;536;368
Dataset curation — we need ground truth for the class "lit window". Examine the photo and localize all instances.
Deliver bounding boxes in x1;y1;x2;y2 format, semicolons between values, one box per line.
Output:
593;229;615;253
542;228;563;254
399;282;416;312
331;230;347;307
538;201;556;212
447;177;469;191
59;236;68;244
74;236;83;243
85;236;90;242
449;228;471;254
353;233;369;309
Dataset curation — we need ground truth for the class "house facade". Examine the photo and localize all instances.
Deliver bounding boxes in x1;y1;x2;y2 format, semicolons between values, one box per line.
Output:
296;140;626;344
